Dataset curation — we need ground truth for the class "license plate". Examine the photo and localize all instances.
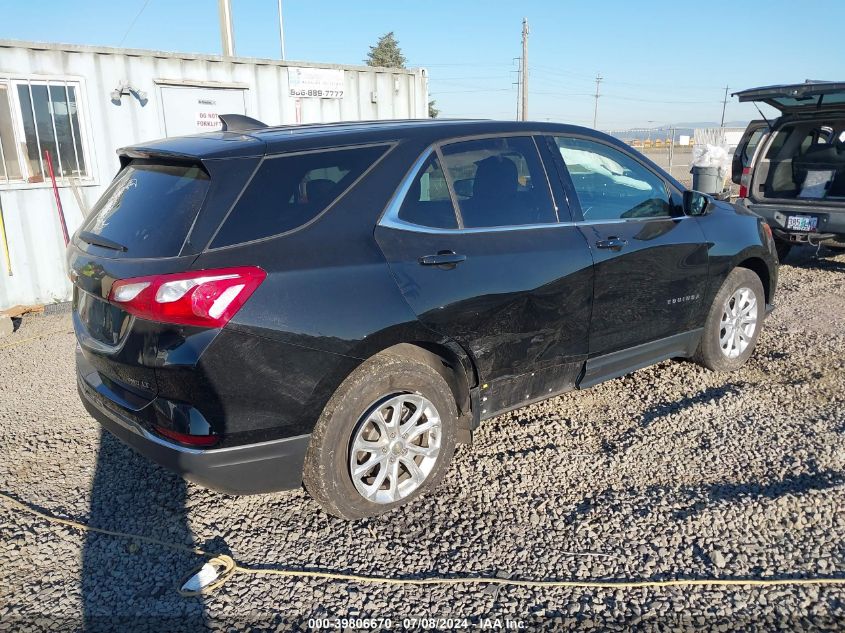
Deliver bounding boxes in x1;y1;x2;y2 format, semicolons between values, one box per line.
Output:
786;215;818;231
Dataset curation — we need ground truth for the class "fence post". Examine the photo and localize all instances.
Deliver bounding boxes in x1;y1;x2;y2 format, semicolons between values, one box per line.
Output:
668;127;675;178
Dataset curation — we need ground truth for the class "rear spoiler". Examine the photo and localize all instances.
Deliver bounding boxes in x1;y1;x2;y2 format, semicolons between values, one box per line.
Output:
218;114;268;132
117;148;209;170
116;115;269;168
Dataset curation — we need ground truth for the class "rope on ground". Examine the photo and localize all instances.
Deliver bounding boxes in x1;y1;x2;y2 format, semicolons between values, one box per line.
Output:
0;329;72;350
3;490;845;598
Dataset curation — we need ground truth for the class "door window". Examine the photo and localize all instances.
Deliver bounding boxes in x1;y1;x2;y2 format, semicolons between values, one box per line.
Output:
439;136;557;228
398;154;458;229
554;136;672;221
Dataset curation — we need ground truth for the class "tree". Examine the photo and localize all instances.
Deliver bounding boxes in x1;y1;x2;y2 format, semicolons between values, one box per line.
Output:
366;32;438;118
366;32;406;69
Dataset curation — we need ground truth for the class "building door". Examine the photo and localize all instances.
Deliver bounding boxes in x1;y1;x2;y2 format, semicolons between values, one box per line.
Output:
159;86;247;137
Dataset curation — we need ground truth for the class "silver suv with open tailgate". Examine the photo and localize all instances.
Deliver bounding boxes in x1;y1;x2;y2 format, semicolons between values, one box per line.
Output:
732;80;845;259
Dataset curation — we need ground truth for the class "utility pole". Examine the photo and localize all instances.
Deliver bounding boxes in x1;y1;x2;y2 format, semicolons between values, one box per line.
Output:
277;0;286;60
513;57;521;120
520;18;529;121
720;85;729;127
593;73;603;129
218;0;235;57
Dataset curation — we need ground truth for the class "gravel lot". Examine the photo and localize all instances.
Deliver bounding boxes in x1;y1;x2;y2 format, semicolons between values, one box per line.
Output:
1;247;844;631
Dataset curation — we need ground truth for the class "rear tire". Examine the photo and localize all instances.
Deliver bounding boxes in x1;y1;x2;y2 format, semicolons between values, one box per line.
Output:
693;267;765;372
775;239;792;262
303;351;458;519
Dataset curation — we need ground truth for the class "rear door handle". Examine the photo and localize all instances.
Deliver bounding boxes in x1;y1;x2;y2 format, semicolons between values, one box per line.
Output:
418;251;467;269
595;237;628;251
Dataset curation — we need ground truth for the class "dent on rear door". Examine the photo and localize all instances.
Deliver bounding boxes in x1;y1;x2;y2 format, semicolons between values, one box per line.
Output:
375;224;594;416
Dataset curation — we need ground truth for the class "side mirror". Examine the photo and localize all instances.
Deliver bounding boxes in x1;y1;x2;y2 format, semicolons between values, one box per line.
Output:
683;190;711;216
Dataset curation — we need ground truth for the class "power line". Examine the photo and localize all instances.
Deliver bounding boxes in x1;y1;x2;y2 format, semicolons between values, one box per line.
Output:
601;94;714;104
118;0;152;46
407;61;515;68
431;76;512;81
430;89;512;94
529;68;728;92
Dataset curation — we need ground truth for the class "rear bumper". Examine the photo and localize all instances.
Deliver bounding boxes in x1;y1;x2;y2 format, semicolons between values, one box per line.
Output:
748;202;845;240
78;368;310;495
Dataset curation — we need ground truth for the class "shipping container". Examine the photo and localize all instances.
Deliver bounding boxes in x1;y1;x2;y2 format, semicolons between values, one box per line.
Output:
0;40;429;308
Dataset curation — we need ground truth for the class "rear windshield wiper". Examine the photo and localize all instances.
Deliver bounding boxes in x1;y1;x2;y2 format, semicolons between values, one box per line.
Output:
78;231;128;252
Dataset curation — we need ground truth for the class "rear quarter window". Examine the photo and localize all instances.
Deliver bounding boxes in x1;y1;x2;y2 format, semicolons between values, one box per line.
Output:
743;128;766;163
211;144;389;248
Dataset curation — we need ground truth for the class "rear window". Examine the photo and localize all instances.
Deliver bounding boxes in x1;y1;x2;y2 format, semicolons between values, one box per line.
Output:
81;161;209;257
211;144;389;248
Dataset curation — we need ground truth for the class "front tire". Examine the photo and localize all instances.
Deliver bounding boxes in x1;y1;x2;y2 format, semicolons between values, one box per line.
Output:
303;351;458;519
693;268;765;372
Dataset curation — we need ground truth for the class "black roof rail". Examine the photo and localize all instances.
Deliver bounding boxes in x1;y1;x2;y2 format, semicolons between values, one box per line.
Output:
218;114;268;132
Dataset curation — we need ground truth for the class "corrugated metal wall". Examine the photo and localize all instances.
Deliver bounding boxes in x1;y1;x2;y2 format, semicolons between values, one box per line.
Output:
0;40;428;309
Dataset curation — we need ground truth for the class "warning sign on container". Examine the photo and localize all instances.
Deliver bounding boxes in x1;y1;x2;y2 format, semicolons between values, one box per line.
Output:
196;111;221;131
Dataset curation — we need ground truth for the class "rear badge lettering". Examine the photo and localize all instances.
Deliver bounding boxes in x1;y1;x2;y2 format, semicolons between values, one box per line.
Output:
667;294;701;305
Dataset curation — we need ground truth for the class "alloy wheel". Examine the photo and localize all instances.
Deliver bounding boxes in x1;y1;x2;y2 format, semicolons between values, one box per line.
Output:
349;393;442;504
719;287;758;359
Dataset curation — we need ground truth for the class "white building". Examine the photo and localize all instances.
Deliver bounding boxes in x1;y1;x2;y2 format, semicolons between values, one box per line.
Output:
0;40;429;309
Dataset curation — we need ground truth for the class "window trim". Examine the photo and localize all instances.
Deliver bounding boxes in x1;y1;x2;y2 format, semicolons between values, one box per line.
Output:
547;132;684;222
380;132;564;234
205;140;398;251
0;73;96;190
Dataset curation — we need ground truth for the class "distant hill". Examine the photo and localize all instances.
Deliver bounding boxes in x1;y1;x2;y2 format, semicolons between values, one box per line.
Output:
672;120;750;129
610;121;750;141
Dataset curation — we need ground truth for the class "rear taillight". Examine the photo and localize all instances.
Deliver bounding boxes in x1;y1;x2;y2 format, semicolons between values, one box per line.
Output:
154;424;219;447
738;167;751;198
108;266;266;328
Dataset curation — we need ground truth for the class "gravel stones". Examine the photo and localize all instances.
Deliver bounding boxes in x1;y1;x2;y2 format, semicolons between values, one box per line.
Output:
1;246;844;629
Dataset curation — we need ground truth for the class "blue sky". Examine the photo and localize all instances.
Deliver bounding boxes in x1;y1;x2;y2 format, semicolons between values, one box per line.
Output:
2;0;843;129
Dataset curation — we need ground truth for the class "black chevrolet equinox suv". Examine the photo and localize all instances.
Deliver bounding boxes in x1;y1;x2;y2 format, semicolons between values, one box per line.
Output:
71;118;778;519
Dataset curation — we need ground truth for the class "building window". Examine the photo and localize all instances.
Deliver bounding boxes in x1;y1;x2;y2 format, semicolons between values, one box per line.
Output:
0;78;90;185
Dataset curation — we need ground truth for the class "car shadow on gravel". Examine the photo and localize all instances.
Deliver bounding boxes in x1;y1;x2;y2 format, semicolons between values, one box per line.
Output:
563;468;845;528
601;382;746;455
783;248;845;272
82;430;211;632
672;469;845;520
